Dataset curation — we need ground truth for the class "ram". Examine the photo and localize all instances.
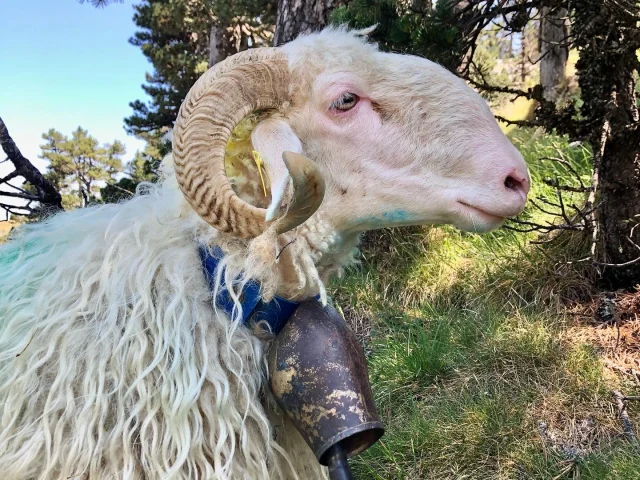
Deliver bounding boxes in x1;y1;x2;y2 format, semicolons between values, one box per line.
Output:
0;27;529;479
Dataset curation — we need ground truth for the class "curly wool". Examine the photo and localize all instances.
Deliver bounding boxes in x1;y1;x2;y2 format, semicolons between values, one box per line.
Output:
0;170;328;479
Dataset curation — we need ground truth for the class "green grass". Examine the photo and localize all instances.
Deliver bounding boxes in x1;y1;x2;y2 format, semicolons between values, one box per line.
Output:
331;128;640;479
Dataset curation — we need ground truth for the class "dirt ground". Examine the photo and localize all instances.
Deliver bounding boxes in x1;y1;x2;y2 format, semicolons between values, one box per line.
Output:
529;291;640;463
569;290;640;384
0;220;17;242
0;221;14;236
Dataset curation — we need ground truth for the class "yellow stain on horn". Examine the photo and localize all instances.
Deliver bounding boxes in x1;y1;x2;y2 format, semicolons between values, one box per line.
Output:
252;150;268;197
222;115;271;209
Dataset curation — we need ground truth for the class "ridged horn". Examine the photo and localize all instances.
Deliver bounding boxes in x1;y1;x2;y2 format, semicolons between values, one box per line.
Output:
273;151;326;234
172;48;324;239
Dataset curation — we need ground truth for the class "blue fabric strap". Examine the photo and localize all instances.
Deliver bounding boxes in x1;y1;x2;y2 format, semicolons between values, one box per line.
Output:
198;246;303;335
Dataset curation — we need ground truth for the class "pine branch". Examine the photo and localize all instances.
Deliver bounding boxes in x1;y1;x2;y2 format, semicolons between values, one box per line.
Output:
78;0;123;8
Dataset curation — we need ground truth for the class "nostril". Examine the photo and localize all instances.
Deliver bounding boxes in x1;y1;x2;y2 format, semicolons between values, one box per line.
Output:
504;174;529;197
504;176;520;191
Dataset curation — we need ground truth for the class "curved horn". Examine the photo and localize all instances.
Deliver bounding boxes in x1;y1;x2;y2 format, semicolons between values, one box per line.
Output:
273;151;326;234
172;48;324;239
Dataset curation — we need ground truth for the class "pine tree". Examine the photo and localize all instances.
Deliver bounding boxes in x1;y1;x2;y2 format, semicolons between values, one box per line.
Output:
331;0;470;71
124;0;275;145
78;0;122;6
100;147;158;204
573;0;640;288
40;127;125;209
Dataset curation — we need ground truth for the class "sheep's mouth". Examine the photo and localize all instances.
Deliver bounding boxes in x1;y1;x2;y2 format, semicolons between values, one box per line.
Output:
456;201;507;224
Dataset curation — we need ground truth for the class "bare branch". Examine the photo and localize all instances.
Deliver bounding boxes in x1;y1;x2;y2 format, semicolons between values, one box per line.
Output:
539;156;589;190
542;179;590;193
555;186;572;225
570;203;594;230
104;183;135;198
613;390;640;451
504;218;584;233
529;199;560;217
592;255;640;268
0;116;63;214
3;181;34;196
494;115;540;128
0;191;40;201
0;202;36;214
0;171;19;185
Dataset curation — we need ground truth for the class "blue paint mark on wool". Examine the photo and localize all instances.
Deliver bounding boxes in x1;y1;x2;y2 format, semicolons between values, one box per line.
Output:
357;209;412;228
0;238;42;268
381;210;410;222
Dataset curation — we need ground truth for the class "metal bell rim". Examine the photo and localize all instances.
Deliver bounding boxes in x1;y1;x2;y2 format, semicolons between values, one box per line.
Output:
316;421;385;466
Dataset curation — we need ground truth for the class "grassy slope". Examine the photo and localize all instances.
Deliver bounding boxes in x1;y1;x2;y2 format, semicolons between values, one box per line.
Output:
332;129;640;479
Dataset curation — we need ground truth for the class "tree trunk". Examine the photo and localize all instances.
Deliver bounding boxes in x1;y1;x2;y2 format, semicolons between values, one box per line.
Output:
539;6;569;102
574;1;640;288
208;23;227;68
411;0;432;13
273;0;344;46
520;28;528;84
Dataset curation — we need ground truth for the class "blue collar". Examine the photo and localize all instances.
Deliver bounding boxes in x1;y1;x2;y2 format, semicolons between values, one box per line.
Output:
199;246;306;335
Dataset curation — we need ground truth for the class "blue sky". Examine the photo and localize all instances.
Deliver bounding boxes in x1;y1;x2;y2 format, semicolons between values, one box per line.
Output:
1;0;149;174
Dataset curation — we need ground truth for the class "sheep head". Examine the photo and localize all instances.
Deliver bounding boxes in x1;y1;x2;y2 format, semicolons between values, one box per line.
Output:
172;28;530;239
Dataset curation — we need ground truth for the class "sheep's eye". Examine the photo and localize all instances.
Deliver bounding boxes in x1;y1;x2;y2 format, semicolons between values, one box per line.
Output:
331;92;359;111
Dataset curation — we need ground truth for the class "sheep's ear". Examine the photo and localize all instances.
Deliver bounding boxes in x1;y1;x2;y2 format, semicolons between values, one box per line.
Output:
251;118;307;222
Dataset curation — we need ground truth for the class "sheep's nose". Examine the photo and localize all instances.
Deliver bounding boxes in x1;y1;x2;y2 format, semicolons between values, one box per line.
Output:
504;170;530;203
